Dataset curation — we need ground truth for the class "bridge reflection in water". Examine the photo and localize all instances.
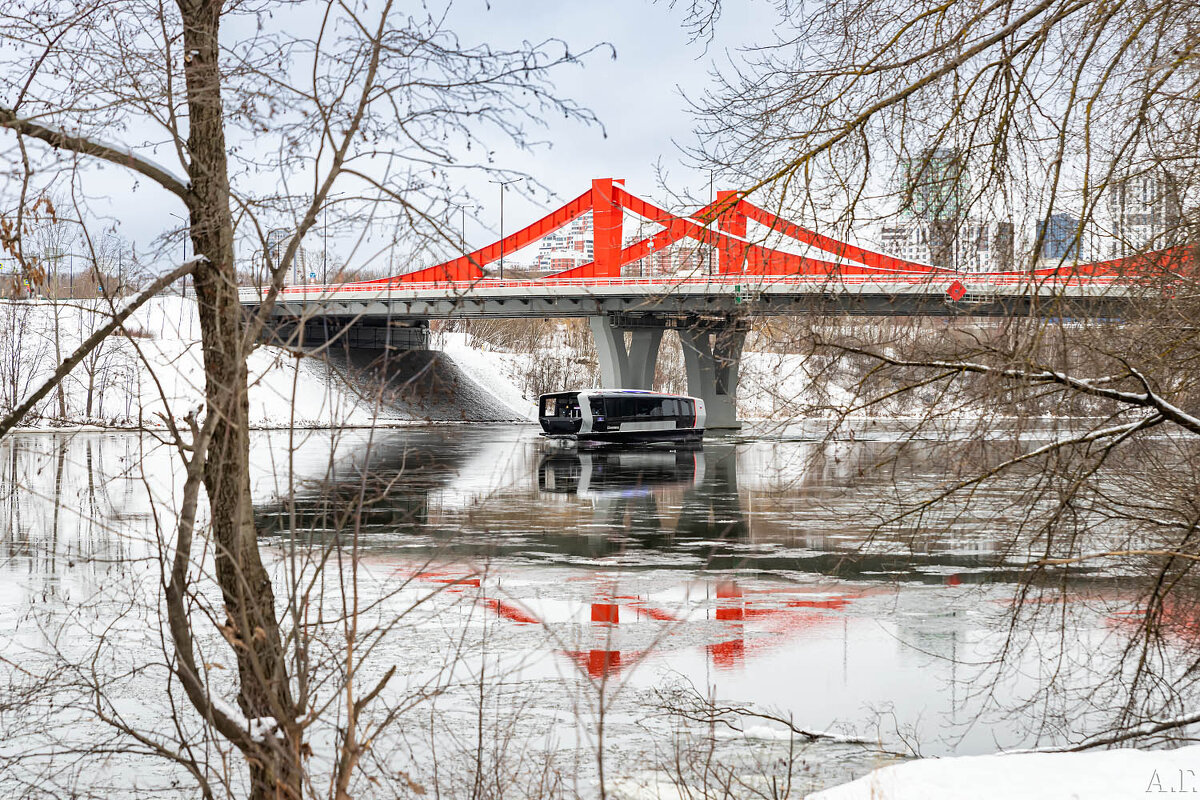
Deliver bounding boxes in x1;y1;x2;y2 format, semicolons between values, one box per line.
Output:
258;427;1024;582
254;426;1054;679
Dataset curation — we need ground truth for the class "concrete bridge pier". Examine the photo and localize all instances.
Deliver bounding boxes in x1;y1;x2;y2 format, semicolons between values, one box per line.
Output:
589;316;663;390
588;314;747;430
678;322;746;431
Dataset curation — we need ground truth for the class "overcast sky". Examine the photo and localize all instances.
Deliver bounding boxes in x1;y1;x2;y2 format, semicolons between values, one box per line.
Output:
26;1;778;274
438;0;779;262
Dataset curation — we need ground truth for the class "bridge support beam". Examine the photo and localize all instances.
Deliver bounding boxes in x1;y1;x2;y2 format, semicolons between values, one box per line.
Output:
589;314;746;430
589;316;662;390
678;322;746;430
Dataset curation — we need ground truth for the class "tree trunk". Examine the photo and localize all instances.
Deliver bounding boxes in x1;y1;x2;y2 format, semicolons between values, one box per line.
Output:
179;2;300;797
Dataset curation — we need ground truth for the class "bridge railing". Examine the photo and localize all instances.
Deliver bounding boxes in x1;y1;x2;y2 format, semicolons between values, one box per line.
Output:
237;272;1126;302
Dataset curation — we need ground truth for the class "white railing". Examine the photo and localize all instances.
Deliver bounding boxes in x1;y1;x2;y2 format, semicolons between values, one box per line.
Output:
238;272;1125;302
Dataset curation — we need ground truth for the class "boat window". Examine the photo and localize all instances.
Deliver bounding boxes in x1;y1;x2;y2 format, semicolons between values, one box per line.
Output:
679;399;696;425
598;395;693;420
605;397;636;418
542;394;580;418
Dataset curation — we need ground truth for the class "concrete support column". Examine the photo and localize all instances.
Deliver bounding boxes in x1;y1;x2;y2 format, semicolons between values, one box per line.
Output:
589;316;664;390
679;321;747;430
627;328;663;389
590;315;630;389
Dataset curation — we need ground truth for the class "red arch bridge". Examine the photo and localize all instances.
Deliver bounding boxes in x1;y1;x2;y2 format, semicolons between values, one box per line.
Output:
240;178;1183;428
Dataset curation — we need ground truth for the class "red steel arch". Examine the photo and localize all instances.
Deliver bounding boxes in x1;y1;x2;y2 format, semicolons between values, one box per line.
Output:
361;178;1187;288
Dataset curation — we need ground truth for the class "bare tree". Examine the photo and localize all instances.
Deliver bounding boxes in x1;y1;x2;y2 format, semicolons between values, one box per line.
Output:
684;0;1200;749
0;1;601;797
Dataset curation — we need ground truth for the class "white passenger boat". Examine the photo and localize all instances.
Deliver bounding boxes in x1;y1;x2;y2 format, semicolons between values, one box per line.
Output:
538;389;705;444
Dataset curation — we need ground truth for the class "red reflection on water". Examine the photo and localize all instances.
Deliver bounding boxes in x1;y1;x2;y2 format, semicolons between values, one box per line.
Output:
716;580;744;622
1108;597;1200;643
400;563;885;676
411;569;481;589
633;604;679;622
562;649;627;678
588;649;621;677
484;597;539;624
708;638;745;668
591;603;620;624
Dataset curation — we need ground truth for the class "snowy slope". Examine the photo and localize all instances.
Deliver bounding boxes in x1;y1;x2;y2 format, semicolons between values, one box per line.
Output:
2;296;530;429
438;330;537;421
811;745;1200;799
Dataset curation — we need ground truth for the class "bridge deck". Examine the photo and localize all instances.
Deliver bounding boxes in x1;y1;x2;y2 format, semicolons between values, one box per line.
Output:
239;275;1140;320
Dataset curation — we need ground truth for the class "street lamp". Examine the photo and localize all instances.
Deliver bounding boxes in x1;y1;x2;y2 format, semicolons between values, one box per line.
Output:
450;202;476;258
489;178;521;280
169;211;188;296
321;191;346;285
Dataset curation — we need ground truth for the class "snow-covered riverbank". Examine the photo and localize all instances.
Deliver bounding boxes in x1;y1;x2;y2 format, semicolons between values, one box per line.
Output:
1;296;536;430
2;295;966;431
810;743;1200;799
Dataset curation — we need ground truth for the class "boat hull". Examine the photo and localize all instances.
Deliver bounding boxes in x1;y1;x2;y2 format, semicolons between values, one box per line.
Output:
542;428;704;445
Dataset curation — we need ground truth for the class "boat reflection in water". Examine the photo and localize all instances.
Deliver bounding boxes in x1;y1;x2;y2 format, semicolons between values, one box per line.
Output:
529;444;864;678
537;447;704;498
535;443;748;556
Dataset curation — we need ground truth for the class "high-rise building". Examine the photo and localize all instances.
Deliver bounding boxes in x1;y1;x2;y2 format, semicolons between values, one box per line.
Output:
878;217;1012;271
619;219;712;275
878;221;931;265
1036;213;1081;261
533;213;594;272
901;147;969;268
1106;173;1182;257
960;220;1015;272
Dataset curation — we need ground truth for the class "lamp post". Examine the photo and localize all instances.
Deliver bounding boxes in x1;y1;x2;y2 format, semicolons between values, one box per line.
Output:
450;203;475;257
169;211;188;296
489;178;520;280
321;191;345;285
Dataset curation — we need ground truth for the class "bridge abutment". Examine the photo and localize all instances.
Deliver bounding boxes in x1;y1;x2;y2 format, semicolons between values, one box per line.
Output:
589;314;747;430
263;316;430;351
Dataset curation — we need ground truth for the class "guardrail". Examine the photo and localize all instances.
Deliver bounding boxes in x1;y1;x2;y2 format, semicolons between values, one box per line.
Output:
238;272;1127;302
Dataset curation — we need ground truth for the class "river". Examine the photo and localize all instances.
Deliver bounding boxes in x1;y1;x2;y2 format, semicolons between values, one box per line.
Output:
0;423;1167;797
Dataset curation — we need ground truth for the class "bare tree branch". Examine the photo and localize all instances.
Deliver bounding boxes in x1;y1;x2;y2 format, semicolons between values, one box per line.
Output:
0;105;191;200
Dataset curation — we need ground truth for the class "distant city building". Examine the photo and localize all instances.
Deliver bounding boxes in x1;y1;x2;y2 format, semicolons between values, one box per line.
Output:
533;214;594;272
1036;213;1081;262
900;148;969;267
1106;173;1182;257
877;217;1013;271
878;220;931;265
262;228;323;283
621;220;712;275
960;220;1014;272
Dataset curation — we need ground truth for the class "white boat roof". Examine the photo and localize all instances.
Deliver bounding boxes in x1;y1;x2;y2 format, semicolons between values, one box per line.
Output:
541;389;697;398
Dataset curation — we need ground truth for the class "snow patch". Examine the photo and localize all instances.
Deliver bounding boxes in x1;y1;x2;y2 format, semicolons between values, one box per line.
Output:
811;744;1200;799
